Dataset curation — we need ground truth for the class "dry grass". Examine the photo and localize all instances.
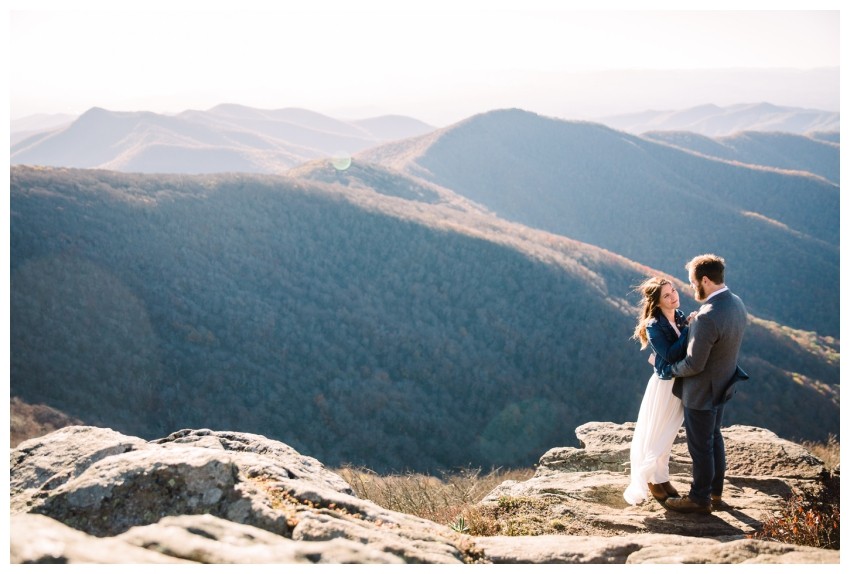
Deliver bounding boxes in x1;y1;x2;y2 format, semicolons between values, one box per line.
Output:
10;397;83;448
335;466;537;535
336;465;612;537
801;434;840;473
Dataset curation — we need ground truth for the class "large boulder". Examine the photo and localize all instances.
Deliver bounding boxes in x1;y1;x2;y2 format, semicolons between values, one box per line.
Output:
11;427;472;564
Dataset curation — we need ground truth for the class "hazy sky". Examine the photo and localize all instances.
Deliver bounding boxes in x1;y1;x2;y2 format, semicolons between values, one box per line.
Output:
7;0;842;125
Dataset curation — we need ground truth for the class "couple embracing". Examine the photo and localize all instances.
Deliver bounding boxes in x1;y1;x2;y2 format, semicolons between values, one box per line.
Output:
624;254;748;514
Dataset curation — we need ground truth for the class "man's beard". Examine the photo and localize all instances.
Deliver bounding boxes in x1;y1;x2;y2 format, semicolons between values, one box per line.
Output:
695;282;707;301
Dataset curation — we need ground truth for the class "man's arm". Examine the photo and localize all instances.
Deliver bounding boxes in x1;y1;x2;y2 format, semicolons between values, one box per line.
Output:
667;314;718;378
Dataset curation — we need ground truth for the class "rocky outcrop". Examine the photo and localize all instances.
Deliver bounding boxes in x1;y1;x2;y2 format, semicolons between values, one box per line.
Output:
10;427;470;564
480;422;829;539
9;424;839;564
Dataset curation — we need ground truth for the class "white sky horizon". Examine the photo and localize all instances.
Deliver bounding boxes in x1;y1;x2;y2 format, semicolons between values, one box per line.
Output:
7;1;842;127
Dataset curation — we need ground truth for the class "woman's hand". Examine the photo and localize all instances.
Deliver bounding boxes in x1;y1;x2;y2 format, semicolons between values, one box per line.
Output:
687;311;698;324
648;353;656;365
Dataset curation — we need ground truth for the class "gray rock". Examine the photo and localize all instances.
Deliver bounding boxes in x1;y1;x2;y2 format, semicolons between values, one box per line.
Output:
9;424;838;564
10;513;188;564
292;509;467;564
10;425;149;505
117;513;405;563
475;533;839;564
22;445;291;537
626;536;840;564
540;422;823;479
719;425;826;480
10;426;470;564
153;428;355;495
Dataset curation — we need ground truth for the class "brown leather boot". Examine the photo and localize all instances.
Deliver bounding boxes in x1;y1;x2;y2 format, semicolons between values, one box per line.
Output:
659;481;680;498
647;482;669;503
665;495;713;514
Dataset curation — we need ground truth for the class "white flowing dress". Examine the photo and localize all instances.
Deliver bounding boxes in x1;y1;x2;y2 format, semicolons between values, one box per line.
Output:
623;371;685;504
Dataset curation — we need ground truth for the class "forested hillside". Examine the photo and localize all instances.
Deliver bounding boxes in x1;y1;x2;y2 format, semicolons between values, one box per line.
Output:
10;166;839;471
361;109;839;339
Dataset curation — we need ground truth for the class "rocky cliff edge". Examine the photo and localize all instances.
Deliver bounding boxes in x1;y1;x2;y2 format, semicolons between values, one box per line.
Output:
9;423;839;564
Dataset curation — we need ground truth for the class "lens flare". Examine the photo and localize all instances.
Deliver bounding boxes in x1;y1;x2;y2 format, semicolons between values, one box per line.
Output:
331;152;351;171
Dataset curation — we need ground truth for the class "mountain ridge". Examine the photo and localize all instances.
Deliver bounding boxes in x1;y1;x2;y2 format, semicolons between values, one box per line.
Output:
360;108;839;338
641;130;839;184
598;102;839;136
11;105;436;173
11;102;839;173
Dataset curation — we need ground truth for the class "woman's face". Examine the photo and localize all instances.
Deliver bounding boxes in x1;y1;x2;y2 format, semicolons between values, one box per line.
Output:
657;283;680;313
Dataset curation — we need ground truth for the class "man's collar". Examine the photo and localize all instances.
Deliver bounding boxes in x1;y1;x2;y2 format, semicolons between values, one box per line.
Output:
705;286;729;301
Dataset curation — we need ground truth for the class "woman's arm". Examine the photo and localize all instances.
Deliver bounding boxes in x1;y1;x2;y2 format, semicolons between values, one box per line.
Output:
647;320;689;366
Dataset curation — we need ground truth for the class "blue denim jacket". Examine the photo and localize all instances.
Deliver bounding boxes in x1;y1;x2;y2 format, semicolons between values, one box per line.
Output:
647;309;689;380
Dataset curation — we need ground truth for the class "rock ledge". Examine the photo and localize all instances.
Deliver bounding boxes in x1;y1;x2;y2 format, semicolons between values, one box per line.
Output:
10;424;838;564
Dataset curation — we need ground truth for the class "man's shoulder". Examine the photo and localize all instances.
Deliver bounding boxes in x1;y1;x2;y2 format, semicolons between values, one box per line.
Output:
729;292;748;322
699;291;746;327
730;291;746;307
717;290;746;311
706;289;741;308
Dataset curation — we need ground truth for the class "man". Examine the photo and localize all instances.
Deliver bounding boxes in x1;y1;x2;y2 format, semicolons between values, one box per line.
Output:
661;254;747;514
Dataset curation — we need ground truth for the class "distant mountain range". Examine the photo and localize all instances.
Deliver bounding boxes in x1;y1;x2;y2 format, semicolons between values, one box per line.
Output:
11;102;839;173
10;104;434;173
10;113;77;146
598;103;839;137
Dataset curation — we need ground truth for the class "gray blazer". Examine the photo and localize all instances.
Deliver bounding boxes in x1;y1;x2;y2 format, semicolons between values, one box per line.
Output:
667;289;748;410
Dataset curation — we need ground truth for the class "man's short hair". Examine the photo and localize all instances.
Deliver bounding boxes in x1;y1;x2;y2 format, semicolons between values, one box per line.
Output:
687;254;725;285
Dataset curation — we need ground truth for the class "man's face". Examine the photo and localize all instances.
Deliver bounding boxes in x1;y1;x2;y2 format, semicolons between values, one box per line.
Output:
689;270;706;301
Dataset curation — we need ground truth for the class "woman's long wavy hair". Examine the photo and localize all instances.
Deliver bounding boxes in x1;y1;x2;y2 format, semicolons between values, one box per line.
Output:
632;276;673;349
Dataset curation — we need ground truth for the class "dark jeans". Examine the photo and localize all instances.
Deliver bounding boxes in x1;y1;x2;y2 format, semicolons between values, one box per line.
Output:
683;403;726;504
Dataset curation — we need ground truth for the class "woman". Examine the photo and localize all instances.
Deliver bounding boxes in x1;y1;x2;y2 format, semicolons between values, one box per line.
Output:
623;276;690;506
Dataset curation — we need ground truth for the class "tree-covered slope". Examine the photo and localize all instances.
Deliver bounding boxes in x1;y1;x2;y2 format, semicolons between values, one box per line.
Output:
10;166;838;471
361;109;839;339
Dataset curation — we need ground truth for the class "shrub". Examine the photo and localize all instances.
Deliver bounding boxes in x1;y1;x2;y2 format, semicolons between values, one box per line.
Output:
749;436;840;550
750;485;840;550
